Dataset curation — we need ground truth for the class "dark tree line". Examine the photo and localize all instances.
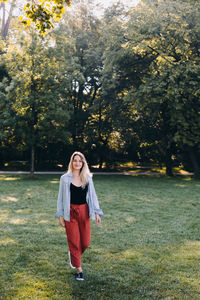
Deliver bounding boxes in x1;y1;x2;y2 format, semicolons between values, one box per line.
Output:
0;0;200;176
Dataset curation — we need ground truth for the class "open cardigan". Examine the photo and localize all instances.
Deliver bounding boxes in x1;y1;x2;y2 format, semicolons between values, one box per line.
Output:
55;172;104;221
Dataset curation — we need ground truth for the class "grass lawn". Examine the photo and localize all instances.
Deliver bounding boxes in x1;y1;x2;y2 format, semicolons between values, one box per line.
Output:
0;174;200;300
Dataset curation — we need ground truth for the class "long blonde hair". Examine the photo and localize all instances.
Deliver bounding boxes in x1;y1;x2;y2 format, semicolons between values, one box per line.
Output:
67;151;92;187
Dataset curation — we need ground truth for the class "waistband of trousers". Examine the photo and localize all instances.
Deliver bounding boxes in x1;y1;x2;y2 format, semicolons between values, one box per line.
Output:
70;203;88;209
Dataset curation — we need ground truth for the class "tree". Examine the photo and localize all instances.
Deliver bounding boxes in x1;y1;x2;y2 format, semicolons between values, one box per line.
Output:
99;0;200;175
2;24;71;176
51;1;105;155
0;0;72;34
99;3;160;168
125;0;200;175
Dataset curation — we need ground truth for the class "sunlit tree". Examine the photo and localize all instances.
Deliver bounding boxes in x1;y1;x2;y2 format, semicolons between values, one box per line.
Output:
0;0;72;33
1;22;71;176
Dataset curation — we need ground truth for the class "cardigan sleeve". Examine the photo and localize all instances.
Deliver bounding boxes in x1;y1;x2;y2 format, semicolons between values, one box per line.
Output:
55;176;64;218
90;177;104;218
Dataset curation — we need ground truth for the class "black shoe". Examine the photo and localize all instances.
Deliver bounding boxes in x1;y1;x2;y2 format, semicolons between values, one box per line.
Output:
75;272;84;281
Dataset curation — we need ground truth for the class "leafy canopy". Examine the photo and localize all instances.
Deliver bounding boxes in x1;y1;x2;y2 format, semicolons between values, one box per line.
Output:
0;0;71;33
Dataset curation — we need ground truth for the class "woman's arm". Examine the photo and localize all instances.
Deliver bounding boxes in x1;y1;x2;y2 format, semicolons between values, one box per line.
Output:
55;176;64;219
90;178;104;218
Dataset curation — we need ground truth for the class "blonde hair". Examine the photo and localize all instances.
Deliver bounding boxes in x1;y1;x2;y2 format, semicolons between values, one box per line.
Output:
67;151;92;187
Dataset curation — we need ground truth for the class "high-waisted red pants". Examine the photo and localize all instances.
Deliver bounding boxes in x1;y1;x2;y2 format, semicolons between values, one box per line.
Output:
65;203;91;268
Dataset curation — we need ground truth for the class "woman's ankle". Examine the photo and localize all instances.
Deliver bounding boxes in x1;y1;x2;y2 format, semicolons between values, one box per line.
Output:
77;267;82;273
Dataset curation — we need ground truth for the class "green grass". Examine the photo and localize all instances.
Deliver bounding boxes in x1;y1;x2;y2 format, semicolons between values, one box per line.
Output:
0;174;200;300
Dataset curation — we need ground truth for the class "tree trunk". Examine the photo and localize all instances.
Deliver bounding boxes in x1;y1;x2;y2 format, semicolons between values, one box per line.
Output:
165;148;173;176
0;154;4;168
1;2;5;37
1;0;15;38
98;157;103;170
189;146;200;177
30;145;35;177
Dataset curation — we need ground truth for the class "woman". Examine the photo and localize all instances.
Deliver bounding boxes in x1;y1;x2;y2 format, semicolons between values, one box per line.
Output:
56;151;103;281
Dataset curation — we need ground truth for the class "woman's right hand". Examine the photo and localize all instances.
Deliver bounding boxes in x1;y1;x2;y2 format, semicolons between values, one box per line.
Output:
59;216;65;228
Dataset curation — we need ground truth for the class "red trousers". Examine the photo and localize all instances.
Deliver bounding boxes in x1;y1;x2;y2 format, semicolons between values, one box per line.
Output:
65;203;91;268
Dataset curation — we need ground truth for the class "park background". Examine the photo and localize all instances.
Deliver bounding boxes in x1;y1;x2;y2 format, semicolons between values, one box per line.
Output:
0;0;200;299
0;0;200;177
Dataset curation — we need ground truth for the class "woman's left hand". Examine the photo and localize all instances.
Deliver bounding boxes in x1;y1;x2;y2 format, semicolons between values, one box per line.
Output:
96;214;101;226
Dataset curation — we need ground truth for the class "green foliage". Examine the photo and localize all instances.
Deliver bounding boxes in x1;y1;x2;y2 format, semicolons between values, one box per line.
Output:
50;2;110;161
135;1;200;165
21;0;71;34
101;0;200;174
0;24;72;170
1;0;200;175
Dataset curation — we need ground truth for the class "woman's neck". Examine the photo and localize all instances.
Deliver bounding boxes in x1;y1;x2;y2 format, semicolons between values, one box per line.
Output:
72;170;80;178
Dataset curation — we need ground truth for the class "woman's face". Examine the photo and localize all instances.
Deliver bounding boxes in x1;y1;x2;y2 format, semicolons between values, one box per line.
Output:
72;155;83;171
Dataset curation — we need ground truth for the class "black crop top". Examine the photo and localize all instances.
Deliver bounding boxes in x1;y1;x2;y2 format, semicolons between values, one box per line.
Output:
70;183;88;205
